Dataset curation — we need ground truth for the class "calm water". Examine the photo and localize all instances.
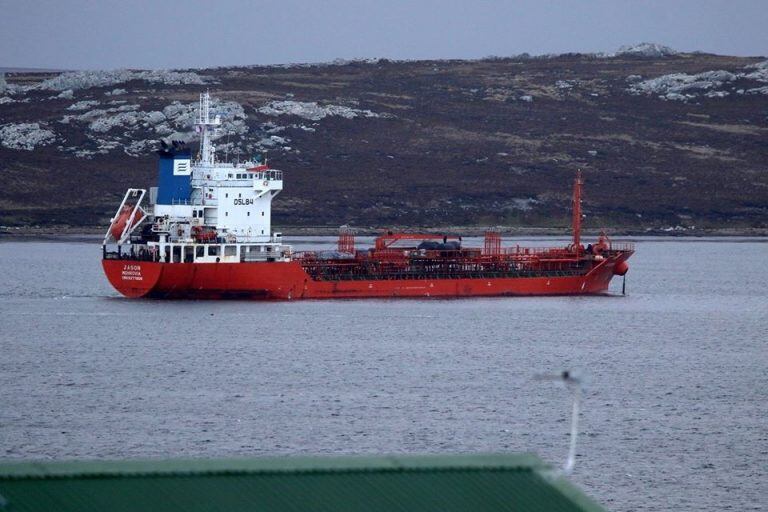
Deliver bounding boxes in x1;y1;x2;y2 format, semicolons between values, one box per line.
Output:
0;237;766;511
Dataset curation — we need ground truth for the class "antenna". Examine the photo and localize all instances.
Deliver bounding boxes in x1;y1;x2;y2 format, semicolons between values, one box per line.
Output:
572;170;583;253
196;91;221;166
534;370;584;475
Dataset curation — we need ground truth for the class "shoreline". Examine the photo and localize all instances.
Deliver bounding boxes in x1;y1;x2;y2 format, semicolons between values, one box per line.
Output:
2;225;767;241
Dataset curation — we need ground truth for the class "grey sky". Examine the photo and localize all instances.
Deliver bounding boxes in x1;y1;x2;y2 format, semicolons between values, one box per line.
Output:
1;0;766;70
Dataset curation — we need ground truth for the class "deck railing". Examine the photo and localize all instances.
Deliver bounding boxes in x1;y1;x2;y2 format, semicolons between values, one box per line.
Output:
609;242;635;252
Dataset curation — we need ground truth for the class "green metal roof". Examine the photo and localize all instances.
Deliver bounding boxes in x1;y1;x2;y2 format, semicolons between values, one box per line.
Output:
0;453;606;512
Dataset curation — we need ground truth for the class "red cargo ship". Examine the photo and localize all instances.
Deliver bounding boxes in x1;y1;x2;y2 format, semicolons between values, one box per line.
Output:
102;93;633;300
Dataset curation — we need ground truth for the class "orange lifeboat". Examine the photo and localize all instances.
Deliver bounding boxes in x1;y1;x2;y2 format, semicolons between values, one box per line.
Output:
110;205;144;240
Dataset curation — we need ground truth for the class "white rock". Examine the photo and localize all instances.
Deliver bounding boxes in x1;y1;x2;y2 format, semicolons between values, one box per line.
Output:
664;92;688;101
616;43;677;57
72;108;108;121
57;97;261;159
630;70;736;96
257;100;389;121
89;112;142;133
743;61;768;83
57;89;74;99
0;123;56;150
520;95;533;102
33;69;213;92
154;123;174;135
67;100;100;111
144;111;166;125
630;59;768;100
124;139;157;156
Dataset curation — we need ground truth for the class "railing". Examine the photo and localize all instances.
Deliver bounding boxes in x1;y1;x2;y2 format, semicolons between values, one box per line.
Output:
300;266;589;282
251;170;283;181
609;242;635;252
193;180;252;188
103;245;159;262
190;169;282;187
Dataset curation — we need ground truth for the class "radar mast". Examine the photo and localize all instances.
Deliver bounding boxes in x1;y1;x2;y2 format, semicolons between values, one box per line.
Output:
196;92;221;165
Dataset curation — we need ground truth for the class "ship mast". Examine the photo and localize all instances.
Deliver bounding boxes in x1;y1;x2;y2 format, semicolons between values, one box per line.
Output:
196;91;221;165
572;169;583;252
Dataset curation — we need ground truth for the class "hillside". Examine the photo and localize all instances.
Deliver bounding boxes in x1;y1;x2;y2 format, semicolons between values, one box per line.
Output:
1;45;767;234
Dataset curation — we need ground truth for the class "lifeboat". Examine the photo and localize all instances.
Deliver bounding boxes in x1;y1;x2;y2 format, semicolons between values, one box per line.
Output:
110;205;144;241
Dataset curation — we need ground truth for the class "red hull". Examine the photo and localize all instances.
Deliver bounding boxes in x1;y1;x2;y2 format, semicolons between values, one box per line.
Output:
102;257;627;300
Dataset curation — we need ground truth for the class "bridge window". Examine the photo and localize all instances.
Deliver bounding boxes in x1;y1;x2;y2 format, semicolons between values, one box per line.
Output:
196;246;205;258
208;246;219;256
224;245;237;257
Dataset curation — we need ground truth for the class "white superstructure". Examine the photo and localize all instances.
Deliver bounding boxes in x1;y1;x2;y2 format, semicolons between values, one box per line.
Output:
104;92;291;264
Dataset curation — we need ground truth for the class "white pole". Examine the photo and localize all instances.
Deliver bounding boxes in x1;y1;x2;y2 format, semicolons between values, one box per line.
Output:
563;381;581;474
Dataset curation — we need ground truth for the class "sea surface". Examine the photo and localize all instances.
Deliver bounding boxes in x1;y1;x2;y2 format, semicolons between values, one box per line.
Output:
0;236;766;511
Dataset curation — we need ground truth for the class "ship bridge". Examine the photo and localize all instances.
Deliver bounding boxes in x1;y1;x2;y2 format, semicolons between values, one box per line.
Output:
103;92;290;263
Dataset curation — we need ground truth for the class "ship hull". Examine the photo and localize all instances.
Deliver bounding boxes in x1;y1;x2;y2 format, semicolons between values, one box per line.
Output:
102;257;626;300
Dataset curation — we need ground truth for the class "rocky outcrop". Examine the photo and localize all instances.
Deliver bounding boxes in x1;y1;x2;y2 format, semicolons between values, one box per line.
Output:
32;69;213;92
629;70;737;97
628;60;768;100
615;43;678;58
257;100;389;121
0;123;55;150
